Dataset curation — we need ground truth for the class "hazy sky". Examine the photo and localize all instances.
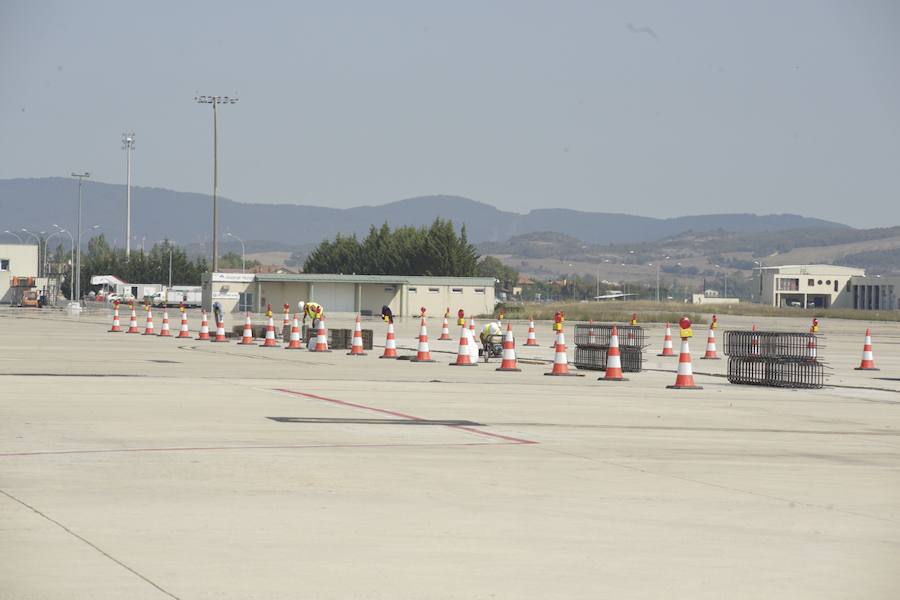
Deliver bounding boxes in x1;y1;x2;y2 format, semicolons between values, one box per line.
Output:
2;1;898;227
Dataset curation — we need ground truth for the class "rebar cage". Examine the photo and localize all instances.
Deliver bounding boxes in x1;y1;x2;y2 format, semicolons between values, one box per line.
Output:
723;330;824;389
573;324;644;372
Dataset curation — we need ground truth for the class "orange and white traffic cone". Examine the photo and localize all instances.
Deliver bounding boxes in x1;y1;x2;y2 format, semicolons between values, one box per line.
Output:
311;317;330;352
496;323;521;372
380;321;398;359
158;310;171;337
438;314;451;340
657;323;675;357
177;311;191;338
750;324;760;356
855;328;878;370
701;326;720;359
260;315;278;347
599;325;627;381
286;315;303;349
450;319;477;366
238;313;255;345
142;309;155;335
667;338;703;389
108;304;122;332
196;310;210;340
283;306;291;331
806;336;817;361
347;314;367;356
126;306;139;333
410;316;435;362
468;319;478;362
211;316;228;342
525;318;539;346
545;328;581;376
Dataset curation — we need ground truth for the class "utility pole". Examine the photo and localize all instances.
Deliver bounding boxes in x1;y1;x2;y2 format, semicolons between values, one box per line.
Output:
122;132;135;259
71;172;90;305
195;95;238;272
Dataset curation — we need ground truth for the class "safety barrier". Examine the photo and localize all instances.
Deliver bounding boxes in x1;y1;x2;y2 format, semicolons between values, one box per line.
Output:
724;330;824;389
574;346;643;372
573;323;644;372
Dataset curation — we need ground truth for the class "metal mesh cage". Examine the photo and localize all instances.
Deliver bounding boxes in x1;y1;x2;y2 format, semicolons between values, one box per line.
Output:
574;324;645;348
726;356;824;389
574;346;643;372
723;330;818;360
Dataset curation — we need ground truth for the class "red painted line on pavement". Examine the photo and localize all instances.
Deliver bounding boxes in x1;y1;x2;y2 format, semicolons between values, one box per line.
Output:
0;441;497;458
272;388;538;445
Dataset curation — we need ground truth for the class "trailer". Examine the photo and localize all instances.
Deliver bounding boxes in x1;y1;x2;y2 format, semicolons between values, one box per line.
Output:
151;286;202;308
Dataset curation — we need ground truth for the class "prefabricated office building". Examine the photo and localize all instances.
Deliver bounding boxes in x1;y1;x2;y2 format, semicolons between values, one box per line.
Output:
202;273;497;317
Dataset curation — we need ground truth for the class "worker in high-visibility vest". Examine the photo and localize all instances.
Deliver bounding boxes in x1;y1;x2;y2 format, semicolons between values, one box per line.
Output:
381;305;394;324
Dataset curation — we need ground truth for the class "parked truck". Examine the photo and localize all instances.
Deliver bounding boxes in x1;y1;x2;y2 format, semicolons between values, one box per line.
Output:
151;286;202;308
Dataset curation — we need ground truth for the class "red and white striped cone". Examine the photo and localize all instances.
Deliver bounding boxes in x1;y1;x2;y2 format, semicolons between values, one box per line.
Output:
410;316;435;362
238;313;255;345
347;314;367;355
667;338;703;389
142;310;155;335
750;325;760;356
468;320;478;361
438;315;451;340
806;337;817;361
286;315;303;349
701;326;720;359
496;323;521;372
158;310;171;337
196;311;210;340
855;328;879;370
525;319;539;346
657;323;675;356
545;329;581;376
177;312;191;338
599;325;627;381
126;307;139;333
380;321;398;358
260;316;278;347
311;317;331;352
450;320;477;366
211;317;228;342
108;305;121;332
283;307;291;331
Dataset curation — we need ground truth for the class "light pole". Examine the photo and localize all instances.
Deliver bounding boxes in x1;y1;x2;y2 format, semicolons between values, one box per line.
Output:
52;226;75;298
21;229;44;276
226;232;245;273
195;94;238;273
71;172;90;304
44;230;66;276
2;230;23;243
122;132;135;259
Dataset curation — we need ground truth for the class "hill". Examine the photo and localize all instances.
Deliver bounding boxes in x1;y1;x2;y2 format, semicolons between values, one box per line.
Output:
0;178;848;251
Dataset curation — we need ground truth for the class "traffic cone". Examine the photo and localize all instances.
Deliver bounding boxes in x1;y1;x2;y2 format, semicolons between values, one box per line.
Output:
450;320;477;366
439;314;451;340
238;313;255;345
126;306;139;333
283;306;291;331
108;305;122;332
196;310;210;340
468;319;478;361
177;312;191;338
260;316;278;347
496;323;521;372
286;315;303;349
657;323;675;356
311;316;331;352
806;336;817;361
380;321;398;359
545;329;580;376
410;316;435;362
750;325;760;356
142;309;155;335
347;314;367;355
701;326;720;360
211;316;228;342
855;328;879;371
158;310;171;337
525;318;539;346
667;338;703;389
599;325;627;381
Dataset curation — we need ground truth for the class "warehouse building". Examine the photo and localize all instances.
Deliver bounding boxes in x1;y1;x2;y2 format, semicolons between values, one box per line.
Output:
0;244;40;304
202;273;496;317
758;265;865;308
846;275;900;311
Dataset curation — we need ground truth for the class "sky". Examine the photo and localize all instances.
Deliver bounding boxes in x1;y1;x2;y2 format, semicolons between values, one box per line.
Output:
1;0;899;228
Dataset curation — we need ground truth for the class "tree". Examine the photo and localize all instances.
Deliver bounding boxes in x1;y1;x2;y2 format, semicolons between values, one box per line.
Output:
476;256;519;292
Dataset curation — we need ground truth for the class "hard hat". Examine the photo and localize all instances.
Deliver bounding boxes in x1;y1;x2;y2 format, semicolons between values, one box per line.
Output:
298;301;306;312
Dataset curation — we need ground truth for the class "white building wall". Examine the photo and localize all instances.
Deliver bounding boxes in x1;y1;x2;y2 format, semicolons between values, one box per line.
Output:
0;244;40;303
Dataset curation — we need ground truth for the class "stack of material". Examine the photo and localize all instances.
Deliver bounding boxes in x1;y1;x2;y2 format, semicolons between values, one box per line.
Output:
723;330;824;389
573;323;644;372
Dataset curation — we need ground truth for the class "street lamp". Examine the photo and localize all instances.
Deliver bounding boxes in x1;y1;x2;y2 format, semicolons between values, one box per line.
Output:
2;230;24;243
44;230;66;276
195;94;238;273
71;172;90;305
649;256;670;302
22;229;46;276
226;232;245;273
714;264;728;297
122;132;135;259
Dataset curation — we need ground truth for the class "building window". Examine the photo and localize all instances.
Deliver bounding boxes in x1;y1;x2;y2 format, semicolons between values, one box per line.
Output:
777;278;799;291
0;259;8;271
238;292;253;312
826;280;831;285
384;287;396;292
847;281;852;291
451;287;463;294
808;279;815;286
408;287;417;293
474;288;485;294
834;280;839;292
428;287;439;293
